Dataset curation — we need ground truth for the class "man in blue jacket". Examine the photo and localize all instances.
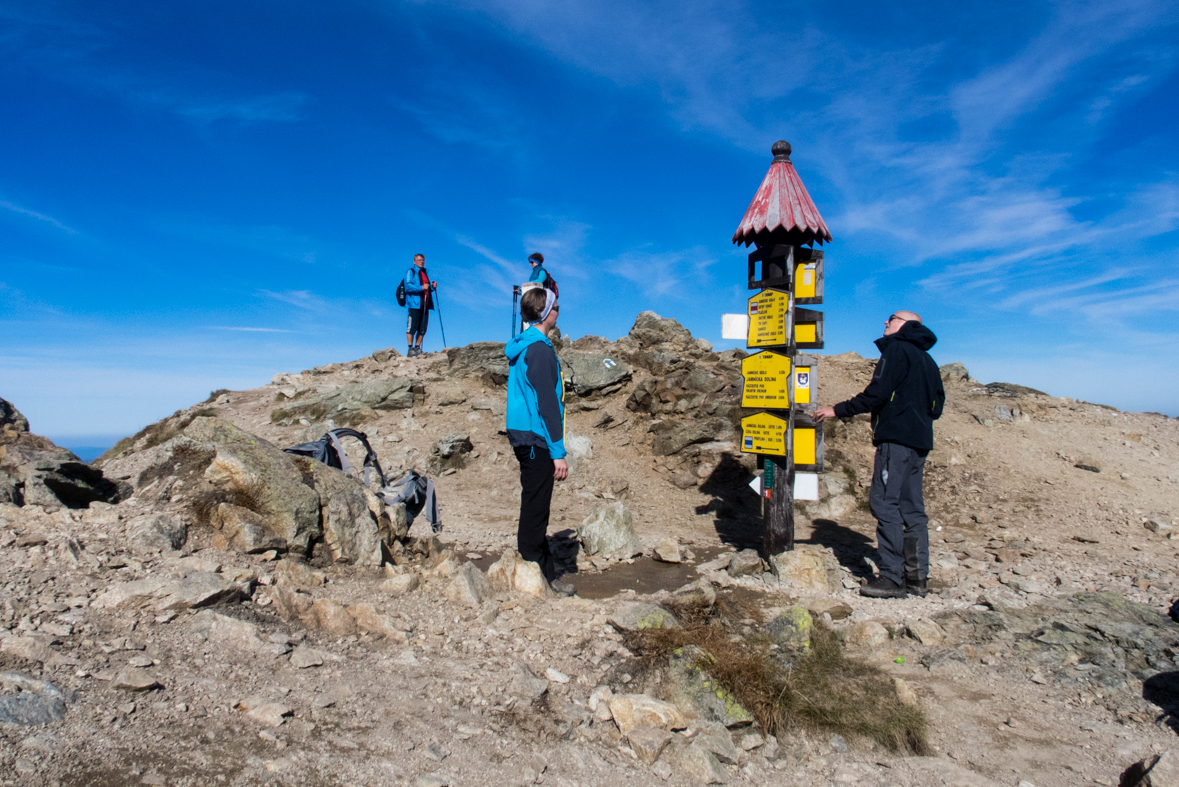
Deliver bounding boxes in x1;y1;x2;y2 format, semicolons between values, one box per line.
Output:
505;287;573;596
814;311;945;599
404;254;437;357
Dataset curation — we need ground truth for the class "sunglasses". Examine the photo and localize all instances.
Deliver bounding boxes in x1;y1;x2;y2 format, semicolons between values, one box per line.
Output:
886;314;905;323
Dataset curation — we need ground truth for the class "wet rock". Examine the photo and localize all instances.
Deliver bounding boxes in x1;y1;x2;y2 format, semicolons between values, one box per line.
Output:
609;602;679;632
767;606;813;649
666;645;753;728
443;562;491;606
486;549;555;599
769;548;828;592
578;503;642;559
726;549;763;577
0;672;70;725
506;662;549;704
607;693;686;736
127;513;187;554
844;621;889;649
653;539;682;563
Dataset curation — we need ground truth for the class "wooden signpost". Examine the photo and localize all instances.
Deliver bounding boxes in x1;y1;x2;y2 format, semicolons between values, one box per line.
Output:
731;141;831;555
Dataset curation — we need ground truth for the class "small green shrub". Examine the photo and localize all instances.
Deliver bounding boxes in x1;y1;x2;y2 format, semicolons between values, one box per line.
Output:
204;389;231;403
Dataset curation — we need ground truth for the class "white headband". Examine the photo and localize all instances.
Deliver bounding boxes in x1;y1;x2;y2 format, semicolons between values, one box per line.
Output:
538;288;557;321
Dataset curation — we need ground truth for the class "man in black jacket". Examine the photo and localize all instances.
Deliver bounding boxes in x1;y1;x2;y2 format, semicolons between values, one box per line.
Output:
814;311;945;599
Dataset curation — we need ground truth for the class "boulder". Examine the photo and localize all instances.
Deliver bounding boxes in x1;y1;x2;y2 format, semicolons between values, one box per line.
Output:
564;435;593;474
769;548;828;592
506;662;549;704
188;417;321;555
626;726;673;765
578;503;642;559
486;549;555;598
727;549;763;577
310;462;384;566
93;572;242;611
607;693;686;736
560;351;632;396
347;604;409;641
21;458;123;510
939;362;971;383
127;513;188;553
446;342;509;384
628;312;695;350
318;377;416;413
905;619;947;646
668;740;728;784
306;599;357;635
609;602;679;632
429;433;473;474
274;559;325;590
654;539;682;563
844;621;889;649
0;673;69;726
1128;749;1179;787
1;637;53;664
767;606;813;649
382;573;421;596
666;645;754;728
429;383;468;407
696;721;741;765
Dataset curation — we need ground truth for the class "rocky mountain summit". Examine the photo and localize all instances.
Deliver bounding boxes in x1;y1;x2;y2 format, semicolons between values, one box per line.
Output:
1;311;1178;787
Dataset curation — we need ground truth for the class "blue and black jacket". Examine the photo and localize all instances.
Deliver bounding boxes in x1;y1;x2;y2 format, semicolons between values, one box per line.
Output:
505;327;566;459
527;264;549;285
833;321;945;451
404;266;433;311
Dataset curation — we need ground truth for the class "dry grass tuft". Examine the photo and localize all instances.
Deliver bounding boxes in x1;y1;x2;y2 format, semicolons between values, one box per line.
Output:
204;389;231;403
192;478;269;527
625;597;929;754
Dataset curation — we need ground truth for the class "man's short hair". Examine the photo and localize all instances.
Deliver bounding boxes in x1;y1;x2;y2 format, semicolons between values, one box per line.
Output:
528;252;544;264
414;253;425;260
520;288;550;322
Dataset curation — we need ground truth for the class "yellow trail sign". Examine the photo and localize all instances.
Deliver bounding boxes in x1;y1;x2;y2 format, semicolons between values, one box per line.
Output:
741;351;792;408
740;411;788;456
746;289;789;348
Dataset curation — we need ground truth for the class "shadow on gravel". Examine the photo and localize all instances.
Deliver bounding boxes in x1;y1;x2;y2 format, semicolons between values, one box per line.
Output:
1143;671;1179;734
803;518;876;579
696;454;762;551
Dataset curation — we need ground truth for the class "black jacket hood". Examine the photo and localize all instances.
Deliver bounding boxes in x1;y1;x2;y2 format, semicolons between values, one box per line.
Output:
875;321;937;353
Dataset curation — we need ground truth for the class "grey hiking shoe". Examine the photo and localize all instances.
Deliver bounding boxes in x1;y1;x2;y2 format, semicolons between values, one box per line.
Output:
550;578;576;597
905;577;928;597
860;576;907;599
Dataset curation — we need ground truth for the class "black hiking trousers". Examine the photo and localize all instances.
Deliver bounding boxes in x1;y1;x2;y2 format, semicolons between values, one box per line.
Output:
868;441;930;584
514;445;556;582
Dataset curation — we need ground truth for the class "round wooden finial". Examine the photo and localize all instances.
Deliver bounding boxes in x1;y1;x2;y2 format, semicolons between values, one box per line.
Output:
771;140;792;162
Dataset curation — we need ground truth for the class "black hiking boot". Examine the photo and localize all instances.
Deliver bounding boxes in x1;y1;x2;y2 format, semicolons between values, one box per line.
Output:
550;578;576;597
859;576;907;599
905;576;928;597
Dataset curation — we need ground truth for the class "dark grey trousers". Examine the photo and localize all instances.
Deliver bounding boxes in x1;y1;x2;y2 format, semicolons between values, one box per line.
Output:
868;442;930;584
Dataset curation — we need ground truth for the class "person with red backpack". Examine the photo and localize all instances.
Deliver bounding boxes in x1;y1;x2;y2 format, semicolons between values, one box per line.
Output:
402;253;437;357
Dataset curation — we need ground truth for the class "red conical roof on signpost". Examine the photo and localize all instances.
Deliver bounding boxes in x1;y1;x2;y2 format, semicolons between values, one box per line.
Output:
732;141;832;247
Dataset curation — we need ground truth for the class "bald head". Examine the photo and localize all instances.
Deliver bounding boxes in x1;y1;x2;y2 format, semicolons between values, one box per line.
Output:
884;310;922;336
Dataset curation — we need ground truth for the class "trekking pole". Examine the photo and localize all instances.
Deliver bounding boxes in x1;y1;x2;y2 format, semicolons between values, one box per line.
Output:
433;286;448;348
511;287;519;338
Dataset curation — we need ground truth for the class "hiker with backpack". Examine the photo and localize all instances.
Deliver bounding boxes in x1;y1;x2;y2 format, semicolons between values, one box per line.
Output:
505;286;574;597
399;253;437;357
527;252;558;297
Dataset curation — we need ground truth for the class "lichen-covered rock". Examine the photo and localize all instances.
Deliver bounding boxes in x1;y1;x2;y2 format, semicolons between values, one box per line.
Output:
214;503;285;554
666;645;754;728
609;602;679;632
767;606;813;649
126;512;187;553
560;351;632;397
446;342;509;384
310;462;383;566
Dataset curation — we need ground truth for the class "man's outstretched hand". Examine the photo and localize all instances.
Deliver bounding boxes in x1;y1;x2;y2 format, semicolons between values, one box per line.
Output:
553;459;568;480
813;406;837;423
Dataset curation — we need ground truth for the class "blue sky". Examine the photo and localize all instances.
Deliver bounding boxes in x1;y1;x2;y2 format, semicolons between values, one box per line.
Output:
2;0;1177;447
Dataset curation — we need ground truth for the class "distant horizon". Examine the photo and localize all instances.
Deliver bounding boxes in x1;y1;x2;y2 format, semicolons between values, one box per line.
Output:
4;0;1177;436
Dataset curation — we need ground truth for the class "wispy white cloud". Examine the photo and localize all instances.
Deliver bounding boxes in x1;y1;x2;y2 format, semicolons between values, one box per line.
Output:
607;245;716;299
0;200;78;234
257;290;327;311
206;326;295;333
